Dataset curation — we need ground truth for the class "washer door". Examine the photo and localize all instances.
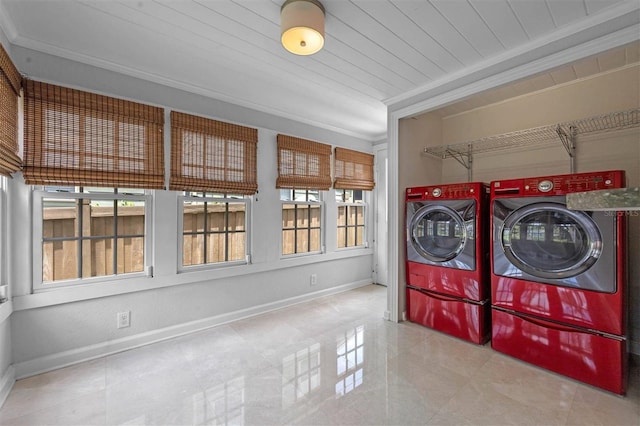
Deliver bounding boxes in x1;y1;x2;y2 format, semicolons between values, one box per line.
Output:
501;203;602;279
410;205;467;262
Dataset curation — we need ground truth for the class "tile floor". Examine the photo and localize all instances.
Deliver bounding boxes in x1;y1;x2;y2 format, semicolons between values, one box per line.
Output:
0;284;638;425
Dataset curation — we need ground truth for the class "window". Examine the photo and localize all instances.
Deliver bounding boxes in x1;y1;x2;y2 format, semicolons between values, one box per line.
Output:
34;187;150;289
180;192;248;267
281;189;322;255
336;189;365;248
171;112;257;269
276;135;330;257
24;81;163;291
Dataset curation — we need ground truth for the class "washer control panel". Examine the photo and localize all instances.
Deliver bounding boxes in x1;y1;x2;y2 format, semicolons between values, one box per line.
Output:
492;170;625;197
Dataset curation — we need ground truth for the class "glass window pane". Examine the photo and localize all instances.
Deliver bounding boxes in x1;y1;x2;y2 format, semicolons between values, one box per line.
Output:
296;230;309;252
117;201;145;236
82;238;114;278
309;229;321;251
337;228;346;248
117;236;144;274
184;201;205;233
43;198;79;239
309;205;321;227
183;234;204;266
344;190;354;203
283;229;296;255
43;240;78;283
207;203;226;232
227;231;246;262
280;189;294;201
356;206;364;225
283;204;296;229
89;209;114;238
337;206;346;226
207;233;225;263
347;226;356;247
347;206;358;226
229;205;245;231
297;206;310;228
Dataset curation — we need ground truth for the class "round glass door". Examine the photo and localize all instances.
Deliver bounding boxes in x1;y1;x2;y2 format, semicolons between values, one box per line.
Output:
501;203;602;279
410;205;466;262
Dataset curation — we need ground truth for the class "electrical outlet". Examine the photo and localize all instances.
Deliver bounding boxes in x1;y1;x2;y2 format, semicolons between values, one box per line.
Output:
117;311;130;329
310;274;317;286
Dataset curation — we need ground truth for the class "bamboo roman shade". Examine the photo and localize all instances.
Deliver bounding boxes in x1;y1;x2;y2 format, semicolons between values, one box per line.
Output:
23;80;165;189
170;111;258;194
0;42;22;177
276;134;332;190
334;147;375;190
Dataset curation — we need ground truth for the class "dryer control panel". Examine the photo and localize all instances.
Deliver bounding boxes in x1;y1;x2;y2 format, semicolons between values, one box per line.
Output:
491;170;625;197
407;182;488;201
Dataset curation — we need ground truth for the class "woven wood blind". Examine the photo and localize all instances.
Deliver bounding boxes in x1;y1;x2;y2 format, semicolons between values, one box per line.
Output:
170;111;258;194
23;79;165;189
334;147;375;190
276;134;332;190
0;42;22;177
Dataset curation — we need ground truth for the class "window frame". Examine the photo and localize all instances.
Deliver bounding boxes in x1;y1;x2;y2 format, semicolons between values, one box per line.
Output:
280;189;324;257
177;192;251;272
336;189;367;250
32;186;152;291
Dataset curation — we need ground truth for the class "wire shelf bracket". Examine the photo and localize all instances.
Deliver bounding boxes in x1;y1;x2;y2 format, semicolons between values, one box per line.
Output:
421;108;639;180
556;125;577;173
445;144;473;182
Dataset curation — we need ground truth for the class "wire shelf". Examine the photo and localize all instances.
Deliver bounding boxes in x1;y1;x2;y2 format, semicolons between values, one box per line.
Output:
423;108;640;159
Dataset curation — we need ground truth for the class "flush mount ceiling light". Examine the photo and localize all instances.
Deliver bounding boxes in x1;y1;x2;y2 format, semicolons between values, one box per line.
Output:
281;0;325;56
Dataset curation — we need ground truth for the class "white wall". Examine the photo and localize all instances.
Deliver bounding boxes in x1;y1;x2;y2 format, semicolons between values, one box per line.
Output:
4;46;376;379
396;114;443;316
400;65;640;354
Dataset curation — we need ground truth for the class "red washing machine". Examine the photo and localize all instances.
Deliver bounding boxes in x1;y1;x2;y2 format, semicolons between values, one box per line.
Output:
490;170;627;394
405;182;490;345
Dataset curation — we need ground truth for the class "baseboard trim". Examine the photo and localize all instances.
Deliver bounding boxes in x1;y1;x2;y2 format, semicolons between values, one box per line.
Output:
0;365;15;409
13;280;371;380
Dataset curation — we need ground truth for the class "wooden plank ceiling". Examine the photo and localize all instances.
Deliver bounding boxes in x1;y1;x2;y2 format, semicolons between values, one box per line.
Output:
0;0;638;140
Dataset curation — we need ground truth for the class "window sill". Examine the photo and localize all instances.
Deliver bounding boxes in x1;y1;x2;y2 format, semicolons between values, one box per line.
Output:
12;247;373;311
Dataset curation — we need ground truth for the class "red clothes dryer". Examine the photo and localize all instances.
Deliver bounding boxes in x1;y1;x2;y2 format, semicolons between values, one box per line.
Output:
490;170;627;394
405;182;490;345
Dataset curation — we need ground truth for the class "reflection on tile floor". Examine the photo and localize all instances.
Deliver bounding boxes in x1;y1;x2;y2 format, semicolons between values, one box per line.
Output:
1;284;639;425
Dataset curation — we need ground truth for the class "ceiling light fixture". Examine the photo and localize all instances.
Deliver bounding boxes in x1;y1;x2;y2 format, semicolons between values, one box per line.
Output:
281;0;325;56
